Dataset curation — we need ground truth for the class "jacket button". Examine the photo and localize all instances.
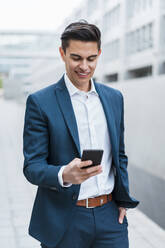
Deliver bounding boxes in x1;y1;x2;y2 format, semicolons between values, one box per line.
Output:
72;194;77;200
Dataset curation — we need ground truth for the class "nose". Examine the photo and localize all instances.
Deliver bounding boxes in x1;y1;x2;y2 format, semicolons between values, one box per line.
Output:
79;60;88;71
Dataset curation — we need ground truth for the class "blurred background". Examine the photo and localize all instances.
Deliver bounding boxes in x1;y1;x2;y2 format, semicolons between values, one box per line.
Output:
0;0;165;247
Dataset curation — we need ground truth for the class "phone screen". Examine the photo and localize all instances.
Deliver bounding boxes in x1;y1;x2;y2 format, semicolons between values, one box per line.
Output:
81;149;104;169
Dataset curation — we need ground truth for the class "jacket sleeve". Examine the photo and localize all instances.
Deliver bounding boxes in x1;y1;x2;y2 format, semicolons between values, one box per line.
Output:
118;93;129;194
23;94;65;192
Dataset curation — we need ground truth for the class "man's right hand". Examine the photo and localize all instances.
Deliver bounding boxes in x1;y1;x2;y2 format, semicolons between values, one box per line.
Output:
62;158;102;185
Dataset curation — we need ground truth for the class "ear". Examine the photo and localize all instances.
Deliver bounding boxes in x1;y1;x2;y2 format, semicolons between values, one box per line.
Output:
98;49;101;56
59;47;65;61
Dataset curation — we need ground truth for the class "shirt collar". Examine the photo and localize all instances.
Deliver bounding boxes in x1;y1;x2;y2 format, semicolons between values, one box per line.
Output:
64;73;98;97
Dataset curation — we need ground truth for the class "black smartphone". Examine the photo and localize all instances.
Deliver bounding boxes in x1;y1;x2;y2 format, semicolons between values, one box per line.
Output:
81;149;104;169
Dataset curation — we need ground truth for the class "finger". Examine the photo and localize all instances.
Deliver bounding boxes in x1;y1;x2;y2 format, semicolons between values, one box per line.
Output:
79;165;102;176
86;165;102;174
71;158;81;167
81;167;102;180
79;160;93;168
73;158;81;163
88;169;102;178
118;208;126;224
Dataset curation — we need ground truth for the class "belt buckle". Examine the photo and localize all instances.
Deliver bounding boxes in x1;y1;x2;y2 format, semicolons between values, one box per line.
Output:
86;198;94;208
100;198;104;205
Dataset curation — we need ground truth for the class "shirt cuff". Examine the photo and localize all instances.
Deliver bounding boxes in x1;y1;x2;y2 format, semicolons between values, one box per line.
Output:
58;166;72;187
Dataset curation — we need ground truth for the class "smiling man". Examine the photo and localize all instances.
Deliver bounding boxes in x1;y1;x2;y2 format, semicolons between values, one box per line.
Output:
59;39;101;92
23;21;139;248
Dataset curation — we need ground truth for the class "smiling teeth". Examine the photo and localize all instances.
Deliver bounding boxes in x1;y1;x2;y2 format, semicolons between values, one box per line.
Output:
79;73;88;75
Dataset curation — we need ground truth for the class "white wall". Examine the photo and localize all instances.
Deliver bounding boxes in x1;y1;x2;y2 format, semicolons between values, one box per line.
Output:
108;76;165;180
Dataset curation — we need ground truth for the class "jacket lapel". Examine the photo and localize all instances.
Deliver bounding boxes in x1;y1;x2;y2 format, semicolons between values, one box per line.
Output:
55;76;81;156
54;77;117;159
94;83;118;158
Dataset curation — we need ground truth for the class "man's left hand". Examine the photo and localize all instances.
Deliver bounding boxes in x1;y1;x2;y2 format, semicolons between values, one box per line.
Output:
118;207;127;224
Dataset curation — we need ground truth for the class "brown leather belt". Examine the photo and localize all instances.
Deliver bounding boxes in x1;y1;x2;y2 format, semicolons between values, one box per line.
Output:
76;193;112;208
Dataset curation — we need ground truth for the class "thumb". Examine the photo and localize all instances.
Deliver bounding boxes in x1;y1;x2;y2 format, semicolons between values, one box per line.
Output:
73;158;81;165
118;207;126;224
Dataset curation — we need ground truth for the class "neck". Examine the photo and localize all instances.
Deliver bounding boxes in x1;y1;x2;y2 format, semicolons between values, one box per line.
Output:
76;81;91;92
67;74;92;92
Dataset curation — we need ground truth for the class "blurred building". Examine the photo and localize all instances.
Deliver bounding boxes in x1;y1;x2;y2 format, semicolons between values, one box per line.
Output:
53;0;165;83
27;0;165;84
0;31;59;100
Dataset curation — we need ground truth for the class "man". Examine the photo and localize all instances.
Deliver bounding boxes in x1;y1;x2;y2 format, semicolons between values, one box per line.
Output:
23;21;139;248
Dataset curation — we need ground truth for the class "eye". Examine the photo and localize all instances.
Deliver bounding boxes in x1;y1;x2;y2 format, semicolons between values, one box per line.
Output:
72;57;80;61
88;57;96;62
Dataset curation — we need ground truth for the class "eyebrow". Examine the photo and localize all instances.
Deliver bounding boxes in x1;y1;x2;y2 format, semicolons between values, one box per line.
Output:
70;53;98;59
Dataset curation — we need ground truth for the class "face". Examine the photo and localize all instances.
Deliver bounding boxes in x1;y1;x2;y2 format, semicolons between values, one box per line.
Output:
59;40;101;91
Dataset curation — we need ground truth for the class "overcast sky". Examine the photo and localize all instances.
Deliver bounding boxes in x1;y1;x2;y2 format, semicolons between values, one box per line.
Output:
0;0;82;31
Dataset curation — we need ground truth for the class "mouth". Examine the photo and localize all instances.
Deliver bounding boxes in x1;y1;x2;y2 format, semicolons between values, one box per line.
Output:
75;71;90;78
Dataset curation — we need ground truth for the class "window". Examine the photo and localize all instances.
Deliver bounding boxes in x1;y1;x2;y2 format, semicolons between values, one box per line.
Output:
103;39;120;62
126;66;152;79
127;0;133;18
144;24;150;48
143;0;147;10
103;5;120;32
135;0;141;12
105;73;118;82
161;16;165;46
159;62;165;75
149;0;153;7
141;26;146;50
126;23;153;55
148;23;153;47
127;0;153;18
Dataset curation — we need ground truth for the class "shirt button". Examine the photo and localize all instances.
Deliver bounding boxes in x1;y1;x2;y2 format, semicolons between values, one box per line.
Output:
72;194;77;200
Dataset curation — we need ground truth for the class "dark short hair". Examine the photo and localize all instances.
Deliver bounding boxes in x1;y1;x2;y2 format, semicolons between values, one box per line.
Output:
60;20;101;53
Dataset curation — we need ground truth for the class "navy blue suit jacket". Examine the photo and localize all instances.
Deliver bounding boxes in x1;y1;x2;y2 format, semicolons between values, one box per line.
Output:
23;75;139;247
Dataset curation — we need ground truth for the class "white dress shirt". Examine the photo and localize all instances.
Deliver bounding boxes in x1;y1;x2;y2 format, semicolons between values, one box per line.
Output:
58;73;115;200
